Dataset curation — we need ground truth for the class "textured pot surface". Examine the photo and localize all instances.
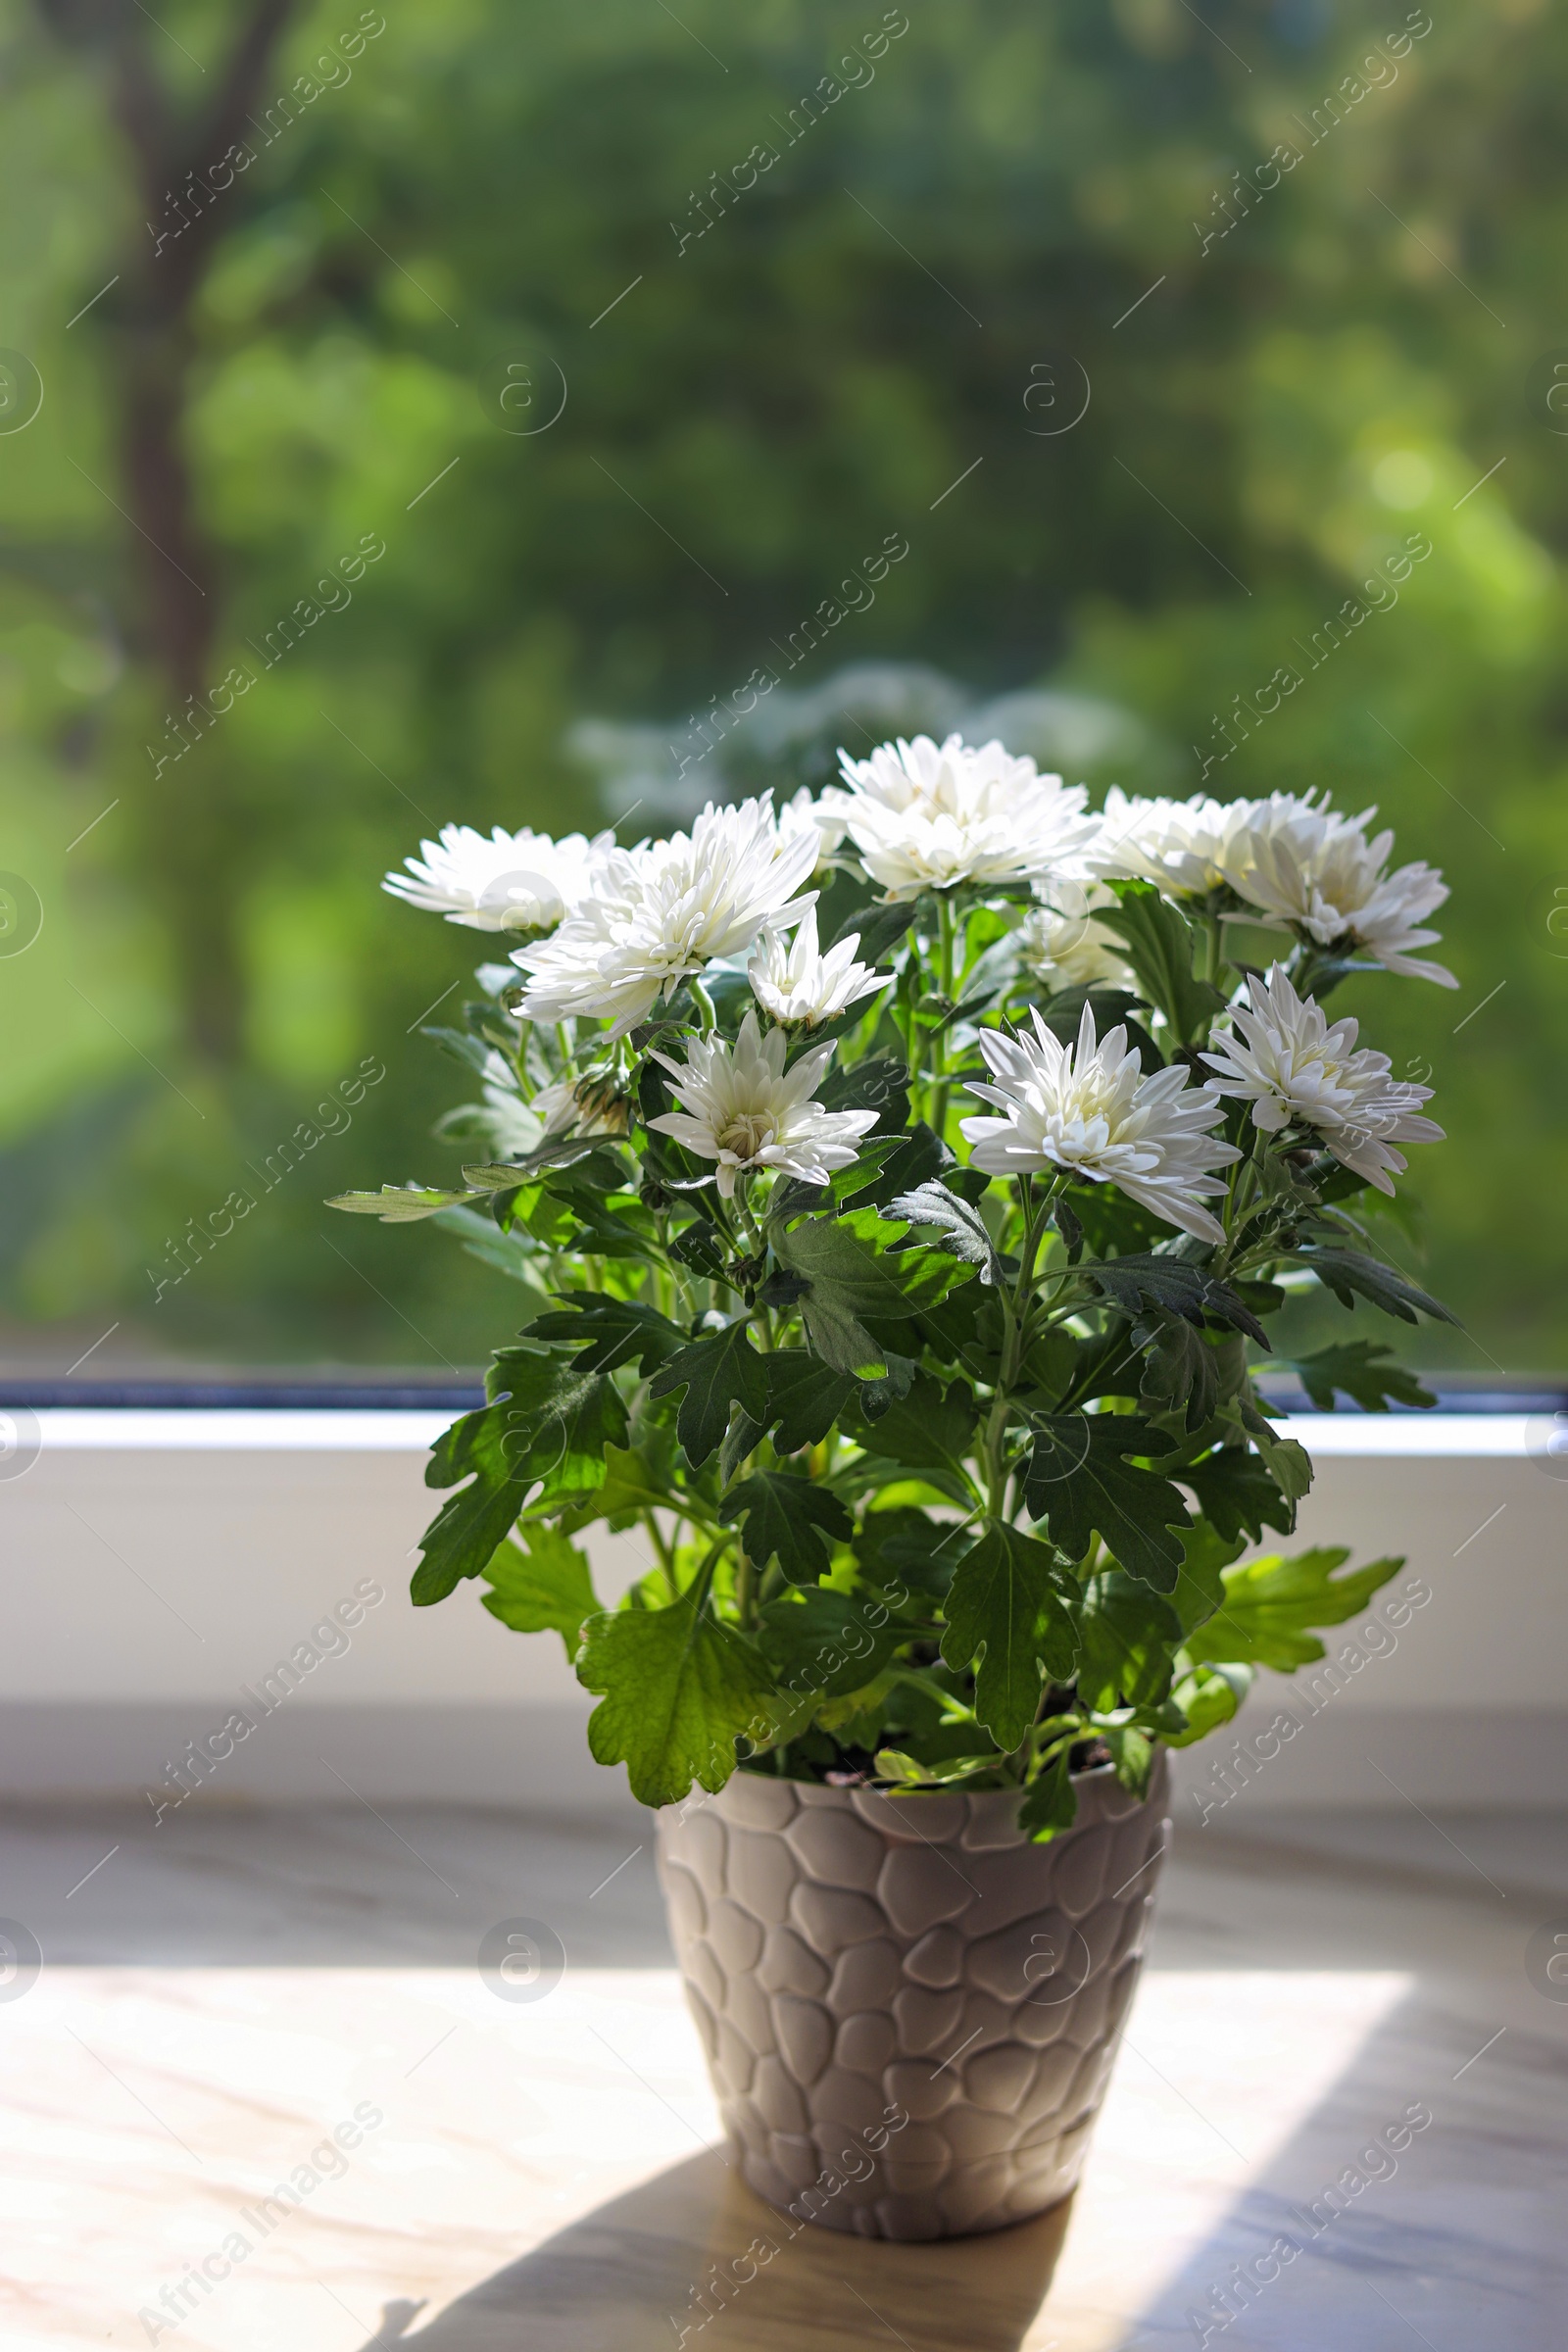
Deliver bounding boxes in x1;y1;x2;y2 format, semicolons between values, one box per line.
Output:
656;1752;1171;2241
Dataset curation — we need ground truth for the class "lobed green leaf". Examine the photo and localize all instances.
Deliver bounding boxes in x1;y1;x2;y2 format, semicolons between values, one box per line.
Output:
941;1524;1078;1752
1186;1545;1405;1671
719;1469;854;1584
481;1524;601;1658
1023;1414;1193;1591
576;1598;776;1807
649;1321;770;1467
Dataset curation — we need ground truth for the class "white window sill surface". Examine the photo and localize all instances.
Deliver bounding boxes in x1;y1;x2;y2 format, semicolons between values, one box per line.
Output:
25;1406;1558;1454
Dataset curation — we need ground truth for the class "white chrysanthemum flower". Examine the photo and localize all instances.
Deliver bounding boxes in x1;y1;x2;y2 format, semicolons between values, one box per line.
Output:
531;1075;632;1141
1097;789;1246;894
514;797;818;1037
834;733;1101;901
648;1010;877;1198
780;784;856;864
1018;882;1135;993
384;824;609;933
466;1060;631;1158
959;1003;1241;1243
1202;964;1444;1193
1235;811;1456;987
748;906;893;1029
1098;788;1336;901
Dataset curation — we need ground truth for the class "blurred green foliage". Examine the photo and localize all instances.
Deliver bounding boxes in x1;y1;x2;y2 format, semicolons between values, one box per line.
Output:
0;0;1561;1369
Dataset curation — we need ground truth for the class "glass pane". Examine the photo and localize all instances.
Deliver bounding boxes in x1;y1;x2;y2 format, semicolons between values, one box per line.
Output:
0;2;1553;1381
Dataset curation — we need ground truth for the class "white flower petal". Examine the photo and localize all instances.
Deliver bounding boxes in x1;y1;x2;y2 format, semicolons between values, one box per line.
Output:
384;823;611;932
1202;963;1444;1192
515;796;819;1036
959;1003;1239;1243
748;905;893;1028
835;733;1102;900
646;1014;875;1191
1017;879;1135;993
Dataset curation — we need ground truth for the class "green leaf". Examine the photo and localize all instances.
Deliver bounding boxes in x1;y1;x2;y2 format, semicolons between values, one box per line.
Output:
326;1184;473;1222
1095;881;1226;1044
720;1470;854;1584
856;1506;964;1597
773;1209;953;1318
814;1666;901;1740
1018;1746;1079;1839
877;1716;1003;1773
1181;1446;1298;1544
481;1524;601;1659
941;1524;1078;1751
1164;1662;1253;1746
1050;1195;1085;1258
1135;1312;1221;1431
774;1210;967;1381
414;1475;532;1609
858;1372;977;1477
465;1135;606;1183
421;1021;498;1078
1036;984;1142;1033
431;1203;551;1295
1186;1546;1405;1671
1012;1323;1079;1412
527;1296;686;1375
1023;1415;1193;1592
414;1356;627;1603
1276;1341;1438;1413
489;1348;629;1509
1288;1248;1458;1326
844;1120;949;1210
886;1180;1003;1284
1080;1254;1270;1347
861;1348;932;1410
576;1599;777;1807
565;1443;679;1528
649;1322;769;1466
882;1747;1007;1788
719;1406;766;1487
758;1587;899;1697
535;1169;653;1256
771;1136;906;1222
1168;1520;1245;1637
1060;1183;1172;1260
1237;1402;1314;1517
798;1290;887;1378
1100;1722;1155;1800
668;1217;727;1278
817;1054;911;1137
1074;1569;1182;1711
758;1350;858;1455
830;903;916;964
1037;988;1164;1072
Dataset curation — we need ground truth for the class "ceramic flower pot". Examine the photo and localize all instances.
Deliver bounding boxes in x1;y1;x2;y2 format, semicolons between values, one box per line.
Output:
655;1750;1171;2241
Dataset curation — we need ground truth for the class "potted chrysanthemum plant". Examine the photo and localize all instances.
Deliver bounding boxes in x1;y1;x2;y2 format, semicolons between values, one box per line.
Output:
334;735;1456;2241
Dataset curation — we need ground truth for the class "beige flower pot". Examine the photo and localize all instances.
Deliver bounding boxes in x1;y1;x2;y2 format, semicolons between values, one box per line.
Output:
655;1750;1171;2241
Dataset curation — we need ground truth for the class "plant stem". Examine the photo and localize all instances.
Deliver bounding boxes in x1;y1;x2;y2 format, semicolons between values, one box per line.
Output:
979;1180;1060;1520
641;1509;675;1577
888;1664;978;1719
685;1536;729;1612
929;892;956;1137
733;1180;764;1254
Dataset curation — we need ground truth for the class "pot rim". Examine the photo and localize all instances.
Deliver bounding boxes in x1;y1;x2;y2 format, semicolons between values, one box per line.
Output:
725;1752;1148;1802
